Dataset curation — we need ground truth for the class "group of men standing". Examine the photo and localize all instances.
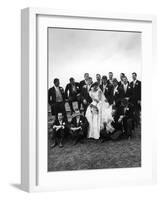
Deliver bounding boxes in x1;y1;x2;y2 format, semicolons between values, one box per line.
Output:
48;72;141;148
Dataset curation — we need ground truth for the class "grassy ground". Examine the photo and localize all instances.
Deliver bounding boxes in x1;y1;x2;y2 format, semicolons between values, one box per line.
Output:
48;102;141;171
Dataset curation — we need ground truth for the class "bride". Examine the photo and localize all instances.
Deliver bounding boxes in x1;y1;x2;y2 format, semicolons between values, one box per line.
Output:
85;82;114;139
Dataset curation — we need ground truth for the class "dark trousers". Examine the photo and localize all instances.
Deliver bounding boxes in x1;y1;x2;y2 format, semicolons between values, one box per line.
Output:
82;103;89;115
100;129;111;141
71;129;85;144
122;118;133;138
68;96;81;112
52;128;65;144
134;103;141;127
51;102;67;120
100;129;122;141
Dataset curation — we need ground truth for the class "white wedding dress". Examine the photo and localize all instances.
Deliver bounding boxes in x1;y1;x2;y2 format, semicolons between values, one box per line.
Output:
85;88;113;139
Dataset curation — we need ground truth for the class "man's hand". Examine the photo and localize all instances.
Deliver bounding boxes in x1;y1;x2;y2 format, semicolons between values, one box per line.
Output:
138;100;141;105
56;126;61;131
72;127;81;131
118;115;124;123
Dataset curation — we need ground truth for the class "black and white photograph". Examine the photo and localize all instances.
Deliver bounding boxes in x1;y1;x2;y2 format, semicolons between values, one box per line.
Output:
48;28;141;172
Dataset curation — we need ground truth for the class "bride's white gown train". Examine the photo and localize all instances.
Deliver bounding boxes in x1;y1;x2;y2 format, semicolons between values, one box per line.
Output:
85;88;113;139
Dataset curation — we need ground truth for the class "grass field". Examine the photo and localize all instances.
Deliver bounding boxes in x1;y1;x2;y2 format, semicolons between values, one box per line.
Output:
48;102;141;172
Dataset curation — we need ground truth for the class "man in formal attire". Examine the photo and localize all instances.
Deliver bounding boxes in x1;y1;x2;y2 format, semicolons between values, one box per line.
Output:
70;109;89;145
111;78;122;107
118;73;125;86
130;72;141;127
79;73;89;92
81;77;93;114
96;73;102;86
65;77;81;114
51;113;69;148
100;75;113;104
119;76;132;100
117;99;135;139
107;72;114;86
48;78;66;120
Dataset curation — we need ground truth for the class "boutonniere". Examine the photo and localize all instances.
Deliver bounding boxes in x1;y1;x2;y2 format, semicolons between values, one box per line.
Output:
128;86;131;89
135;82;138;85
105;87;108;90
126;107;129;110
115;90;118;93
62;122;65;126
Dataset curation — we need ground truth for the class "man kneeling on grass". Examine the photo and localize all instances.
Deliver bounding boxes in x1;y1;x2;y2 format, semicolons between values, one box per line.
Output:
51;112;68;148
100;106;123;142
70;109;89;145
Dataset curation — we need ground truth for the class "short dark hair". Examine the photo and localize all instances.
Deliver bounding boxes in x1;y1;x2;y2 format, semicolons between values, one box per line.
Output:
109;72;113;74
112;78;118;84
69;77;74;82
120;73;125;76
54;78;59;84
90;82;99;89
102;75;107;80
132;72;137;76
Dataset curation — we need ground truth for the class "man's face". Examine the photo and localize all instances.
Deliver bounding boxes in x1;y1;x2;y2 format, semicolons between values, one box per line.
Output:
84;73;89;80
112;109;116;116
88;78;92;85
123;77;127;84
102;78;107;85
54;80;60;87
96;74;101;81
120;73;124;81
113;81;117;87
132;74;137;81
70;79;75;84
58;113;63;121
109;73;113;79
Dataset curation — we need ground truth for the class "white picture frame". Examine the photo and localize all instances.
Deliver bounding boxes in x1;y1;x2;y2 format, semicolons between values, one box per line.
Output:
21;7;157;192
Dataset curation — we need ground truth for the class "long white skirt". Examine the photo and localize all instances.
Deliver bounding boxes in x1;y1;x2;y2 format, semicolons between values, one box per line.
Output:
86;101;113;139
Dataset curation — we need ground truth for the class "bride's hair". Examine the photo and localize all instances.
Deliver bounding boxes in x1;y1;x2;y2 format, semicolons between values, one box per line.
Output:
89;82;99;91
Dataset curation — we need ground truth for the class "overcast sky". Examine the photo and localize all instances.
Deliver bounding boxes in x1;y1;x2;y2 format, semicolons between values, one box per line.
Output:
48;28;142;89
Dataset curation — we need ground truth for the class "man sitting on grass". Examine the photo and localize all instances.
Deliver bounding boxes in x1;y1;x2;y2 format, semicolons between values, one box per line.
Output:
51;112;69;148
70;109;89;145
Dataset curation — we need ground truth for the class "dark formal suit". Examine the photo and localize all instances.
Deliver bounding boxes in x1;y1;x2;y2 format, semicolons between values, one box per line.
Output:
70;115;89;144
107;79;113;86
52;118;69;146
118;81;123;87
65;82;81;112
48;86;66;117
130;80;141;126
81;85;92;113
116;103;134;138
79;80;87;92
110;85;122;106
100;84;113;105
130;80;141;103
118;83;132;100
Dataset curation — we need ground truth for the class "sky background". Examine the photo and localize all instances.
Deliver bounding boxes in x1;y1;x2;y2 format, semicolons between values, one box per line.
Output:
48;28;142;89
